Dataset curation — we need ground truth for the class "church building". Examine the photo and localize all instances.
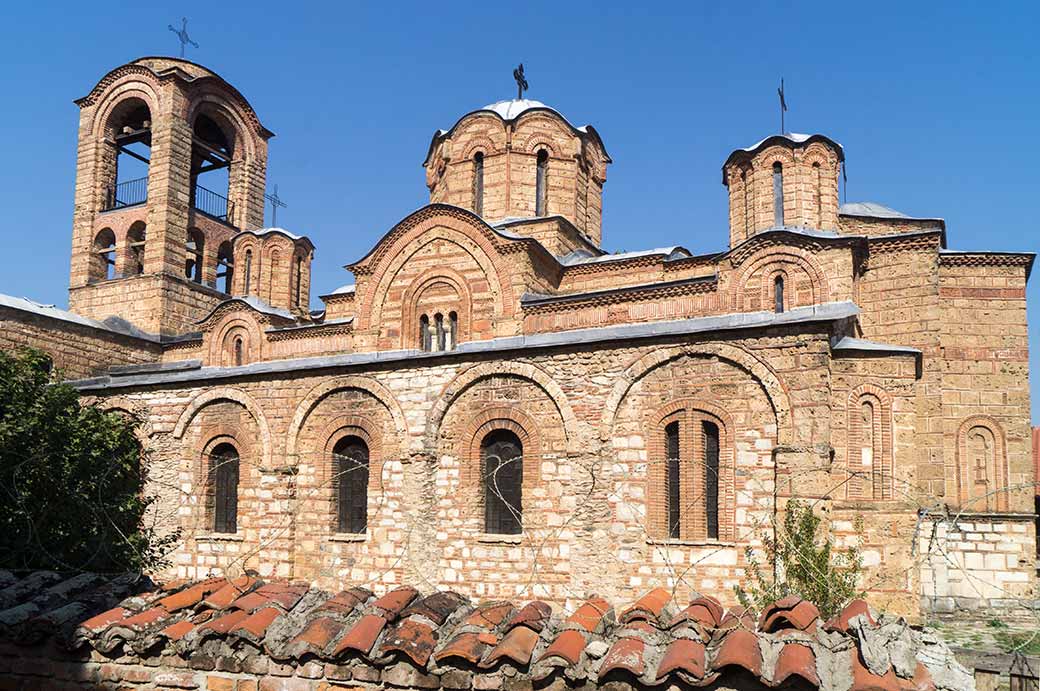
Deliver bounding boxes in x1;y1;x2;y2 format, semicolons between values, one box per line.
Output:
0;56;1035;621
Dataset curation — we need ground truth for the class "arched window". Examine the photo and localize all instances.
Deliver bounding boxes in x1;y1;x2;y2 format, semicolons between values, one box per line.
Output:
191;113;234;222
435;313;446;352
656;407;727;541
333;436;369;534
419;314;432;352
473;152;485;216
233;337;244;367
847;390;892;501
535;149;548;216
294;256;303;309
216;241;234;294
774;275;785;313
92;229;117;282
741;168;751;237
448;311;458;351
185;229;205;283
772;162;784;227
812;162;822;228
103;98;151;211
482;430;523;535
210;443;239;533
957;418;1008;511
243;249;253;295
126;222;146;276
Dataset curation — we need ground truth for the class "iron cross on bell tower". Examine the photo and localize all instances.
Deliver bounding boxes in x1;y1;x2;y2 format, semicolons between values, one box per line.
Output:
168;17;199;58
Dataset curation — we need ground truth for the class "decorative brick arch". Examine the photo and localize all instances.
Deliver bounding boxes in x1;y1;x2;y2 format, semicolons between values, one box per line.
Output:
186;90;262;160
364;229;510;336
845;384;895;501
90;77;162;140
285;376;408;460
460;136;499;161
425;361;580;454
956;415;1009;512
172;388;271;468
352;208;521;332
601;343;792;445
461;406;543;491
400;267;473;350
208;312;264;366
730;246;830;312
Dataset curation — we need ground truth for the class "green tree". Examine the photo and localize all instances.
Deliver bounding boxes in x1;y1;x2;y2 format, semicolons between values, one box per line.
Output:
0;347;173;572
735;499;864;619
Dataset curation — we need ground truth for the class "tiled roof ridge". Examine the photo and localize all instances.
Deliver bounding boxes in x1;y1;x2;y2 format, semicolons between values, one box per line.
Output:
0;572;973;690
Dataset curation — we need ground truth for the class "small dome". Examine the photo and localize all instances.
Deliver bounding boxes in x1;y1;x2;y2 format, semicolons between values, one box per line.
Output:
480;99;553;120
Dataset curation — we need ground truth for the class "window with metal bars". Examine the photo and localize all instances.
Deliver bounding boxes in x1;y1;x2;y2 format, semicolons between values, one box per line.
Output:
333;436;369;534
661;413;722;541
210;443;239;534
535;150;548;216
482;430;522;535
473;152;484;216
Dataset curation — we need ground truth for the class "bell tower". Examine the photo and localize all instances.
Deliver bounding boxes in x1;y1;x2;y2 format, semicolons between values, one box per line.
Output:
68;57;273;336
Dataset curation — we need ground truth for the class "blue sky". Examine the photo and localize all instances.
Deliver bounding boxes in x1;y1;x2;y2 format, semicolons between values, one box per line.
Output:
1;1;1038;419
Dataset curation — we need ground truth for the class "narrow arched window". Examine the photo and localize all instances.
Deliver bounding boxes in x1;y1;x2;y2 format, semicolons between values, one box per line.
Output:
435;313;446;352
741;169;751;237
243;250;253;295
186;229;205;284
482;430;523;535
92;229;117;282
448;311;458;351
772;162;784;227
665;421;680;539
703;421;720;540
812;162;822;228
535;150;548;216
333;436;369;534
217;241;234;294
420;314;431;351
127;223;146;276
210;443;239;534
473;152;485;216
774;275;785;313
233;337;244;367
294;256;303;309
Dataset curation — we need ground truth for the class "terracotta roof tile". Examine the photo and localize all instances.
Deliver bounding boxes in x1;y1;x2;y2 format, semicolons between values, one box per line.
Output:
504;601;552;632
77;606;130;633
381;619;438;666
538;628;586;666
231;606;281;640
567;596;611;632
713;628;762;676
482;625;540;668
598;637;647;679
372;586;420;618
434;631;486;664
231;582;308;613
0;572;969;691
401;591;468;625
774;642;819;687
760;597;820;633
655;638;706;680
620;587;672;624
201;576;258;610
332;613;386;656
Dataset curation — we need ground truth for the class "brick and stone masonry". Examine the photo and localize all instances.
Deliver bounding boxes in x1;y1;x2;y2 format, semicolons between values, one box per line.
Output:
0;56;1035;626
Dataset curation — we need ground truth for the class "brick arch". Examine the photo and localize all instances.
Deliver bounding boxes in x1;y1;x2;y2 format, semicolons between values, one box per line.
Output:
286;376;408;461
362;226;511;336
172;387;271;468
400;267;473;350
186;91;261;160
312;414;389;529
514;133;564;157
95;397;155;442
208;312;265;366
601;343;792;445
424;361;580;454
956;415;1009;512
90;77;162;140
845;384;895;501
460;136;499;161
754;145;796;168
462;406;543;490
730;246;830;312
512;114;574;155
